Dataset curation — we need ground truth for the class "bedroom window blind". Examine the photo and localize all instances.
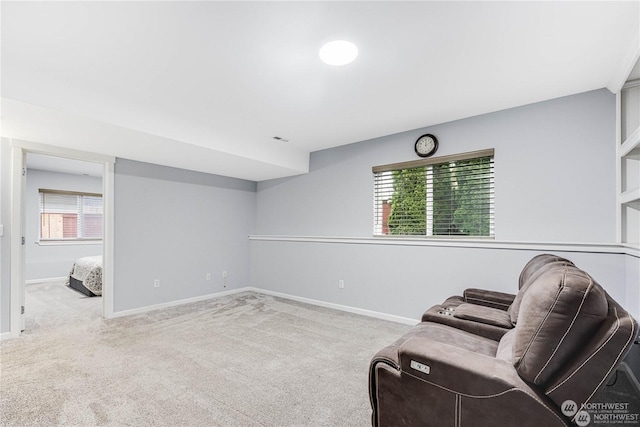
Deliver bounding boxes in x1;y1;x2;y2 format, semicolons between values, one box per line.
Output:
373;149;495;238
39;189;103;241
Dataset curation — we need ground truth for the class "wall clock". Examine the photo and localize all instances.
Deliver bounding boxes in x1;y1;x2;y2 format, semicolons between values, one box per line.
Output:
414;134;439;158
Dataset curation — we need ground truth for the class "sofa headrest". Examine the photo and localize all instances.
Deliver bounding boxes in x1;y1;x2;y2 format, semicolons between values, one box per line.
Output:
517;254;574;290
511;265;608;386
509;257;575;325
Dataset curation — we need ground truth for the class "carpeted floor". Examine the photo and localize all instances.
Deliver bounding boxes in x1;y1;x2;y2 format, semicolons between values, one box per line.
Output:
23;280;103;334
0;284;411;426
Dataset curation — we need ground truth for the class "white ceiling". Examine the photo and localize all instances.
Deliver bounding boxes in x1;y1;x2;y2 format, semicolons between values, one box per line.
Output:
2;1;639;182
27;153;104;179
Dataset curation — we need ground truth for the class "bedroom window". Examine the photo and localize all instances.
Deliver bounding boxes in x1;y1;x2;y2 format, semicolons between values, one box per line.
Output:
39;189;103;241
373;149;494;238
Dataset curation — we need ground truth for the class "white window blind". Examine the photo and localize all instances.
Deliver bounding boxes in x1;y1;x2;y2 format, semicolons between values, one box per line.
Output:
39;189;103;240
373;149;495;238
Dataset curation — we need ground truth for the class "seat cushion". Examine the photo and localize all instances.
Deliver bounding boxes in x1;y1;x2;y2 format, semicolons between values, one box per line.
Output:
495;328;516;362
512;265;608;386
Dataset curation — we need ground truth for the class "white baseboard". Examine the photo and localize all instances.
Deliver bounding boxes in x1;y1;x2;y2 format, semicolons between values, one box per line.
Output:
0;331;12;341
25;277;67;285
110;286;419;326
246;287;420;325
110;287;249;319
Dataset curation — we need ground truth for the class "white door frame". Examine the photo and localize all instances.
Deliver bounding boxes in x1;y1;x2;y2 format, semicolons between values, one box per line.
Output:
9;139;115;338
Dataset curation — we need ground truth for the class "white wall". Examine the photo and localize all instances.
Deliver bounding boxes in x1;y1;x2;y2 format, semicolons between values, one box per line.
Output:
25;169;103;281
0;139;11;334
113;159;256;313
626;255;640;320
252;89;640;320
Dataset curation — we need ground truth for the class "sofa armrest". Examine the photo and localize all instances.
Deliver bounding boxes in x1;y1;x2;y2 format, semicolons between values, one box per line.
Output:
372;336;570;427
398;336;525;396
421;305;510;341
453;303;514;328
463;288;515;310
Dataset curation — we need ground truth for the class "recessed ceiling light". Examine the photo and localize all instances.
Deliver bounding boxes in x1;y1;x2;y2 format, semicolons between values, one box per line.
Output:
319;40;358;66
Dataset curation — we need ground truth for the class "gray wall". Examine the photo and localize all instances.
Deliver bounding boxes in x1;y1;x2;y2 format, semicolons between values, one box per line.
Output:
3;88;636;334
256;89;615;242
250;242;630;321
113;159;256;312
25;169;103;281
252;89;640;320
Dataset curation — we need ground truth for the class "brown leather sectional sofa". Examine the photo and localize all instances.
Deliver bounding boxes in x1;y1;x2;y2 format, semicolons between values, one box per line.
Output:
369;254;638;427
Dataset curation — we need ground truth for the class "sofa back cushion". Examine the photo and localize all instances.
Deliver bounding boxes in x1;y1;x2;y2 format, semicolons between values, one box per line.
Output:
511;265;608;386
545;295;637;410
508;256;574;325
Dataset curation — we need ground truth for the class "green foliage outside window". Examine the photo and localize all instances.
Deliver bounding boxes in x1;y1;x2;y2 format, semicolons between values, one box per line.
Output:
387;156;493;237
388;167;426;235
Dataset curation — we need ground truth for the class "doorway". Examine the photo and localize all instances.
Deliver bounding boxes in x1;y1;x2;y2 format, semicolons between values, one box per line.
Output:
9;140;115;338
23;153;104;333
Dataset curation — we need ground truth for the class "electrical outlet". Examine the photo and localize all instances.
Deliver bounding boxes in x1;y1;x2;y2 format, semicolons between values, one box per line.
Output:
154;279;160;288
339;280;344;289
206;273;211;280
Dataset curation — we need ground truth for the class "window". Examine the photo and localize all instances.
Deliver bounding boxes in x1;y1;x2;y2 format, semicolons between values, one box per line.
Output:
39;189;103;241
373;149;494;237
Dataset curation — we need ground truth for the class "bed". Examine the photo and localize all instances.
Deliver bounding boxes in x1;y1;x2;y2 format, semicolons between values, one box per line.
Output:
67;255;103;297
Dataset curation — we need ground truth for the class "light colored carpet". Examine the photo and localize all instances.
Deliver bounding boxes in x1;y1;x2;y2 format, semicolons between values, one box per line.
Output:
23;280;103;334
1;286;411;426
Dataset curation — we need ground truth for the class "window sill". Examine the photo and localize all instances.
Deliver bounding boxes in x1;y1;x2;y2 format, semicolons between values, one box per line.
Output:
36;240;103;246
